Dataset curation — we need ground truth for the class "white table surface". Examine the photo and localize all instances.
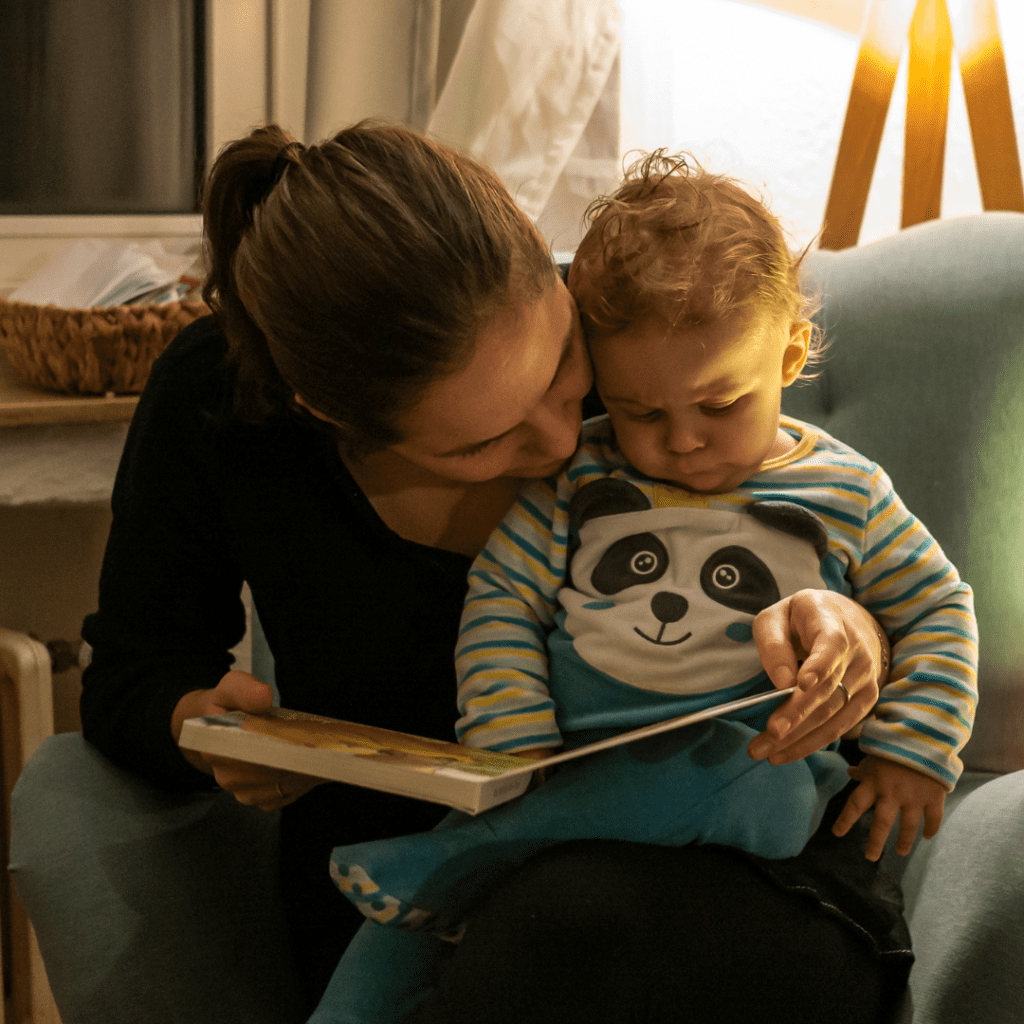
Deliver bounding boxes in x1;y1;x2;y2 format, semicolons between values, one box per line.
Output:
0;352;134;505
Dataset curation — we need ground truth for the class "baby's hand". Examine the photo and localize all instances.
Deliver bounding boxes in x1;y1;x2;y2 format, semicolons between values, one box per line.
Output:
832;755;948;861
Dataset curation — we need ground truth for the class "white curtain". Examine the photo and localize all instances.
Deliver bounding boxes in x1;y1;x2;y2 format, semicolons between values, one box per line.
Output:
279;0;621;255
428;0;622;255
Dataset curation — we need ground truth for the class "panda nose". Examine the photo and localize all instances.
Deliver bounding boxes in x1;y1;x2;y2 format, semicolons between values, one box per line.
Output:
651;592;688;624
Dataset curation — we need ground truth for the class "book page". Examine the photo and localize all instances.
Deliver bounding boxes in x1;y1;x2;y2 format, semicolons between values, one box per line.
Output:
236;708;528;778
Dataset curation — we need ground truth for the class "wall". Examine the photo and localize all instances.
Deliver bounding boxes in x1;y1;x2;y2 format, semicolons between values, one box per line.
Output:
0;504;111;732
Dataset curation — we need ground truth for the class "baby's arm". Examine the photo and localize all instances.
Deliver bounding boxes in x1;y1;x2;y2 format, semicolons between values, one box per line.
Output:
832;755;948;861
455;478;571;755
840;466;978;859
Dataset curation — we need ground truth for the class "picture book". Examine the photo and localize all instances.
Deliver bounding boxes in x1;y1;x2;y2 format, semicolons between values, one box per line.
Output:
178;685;796;815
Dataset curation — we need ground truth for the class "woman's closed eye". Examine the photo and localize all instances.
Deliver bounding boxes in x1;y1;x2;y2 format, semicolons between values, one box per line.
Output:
455;437;499;459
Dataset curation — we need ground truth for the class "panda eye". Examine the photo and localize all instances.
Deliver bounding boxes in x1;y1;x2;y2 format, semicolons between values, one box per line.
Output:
630;551;661;575
712;564;740;589
700;545;781;615
591;532;669;594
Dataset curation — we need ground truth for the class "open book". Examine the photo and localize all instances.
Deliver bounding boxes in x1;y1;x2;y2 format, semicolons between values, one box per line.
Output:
179;686;795;815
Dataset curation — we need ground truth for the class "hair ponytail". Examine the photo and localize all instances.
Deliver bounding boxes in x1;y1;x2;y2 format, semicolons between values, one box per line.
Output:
201;126;302;421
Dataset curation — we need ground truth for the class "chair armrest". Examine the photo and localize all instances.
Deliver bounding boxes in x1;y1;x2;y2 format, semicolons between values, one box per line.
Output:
0;627;55;768
899;769;1024;1023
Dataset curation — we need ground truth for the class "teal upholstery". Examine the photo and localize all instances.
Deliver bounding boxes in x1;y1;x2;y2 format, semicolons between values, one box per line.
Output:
794;213;1024;776
10;213;1024;1024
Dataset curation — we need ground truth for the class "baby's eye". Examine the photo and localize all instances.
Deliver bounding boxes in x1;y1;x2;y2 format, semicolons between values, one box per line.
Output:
627;409;662;423
699;400;739;417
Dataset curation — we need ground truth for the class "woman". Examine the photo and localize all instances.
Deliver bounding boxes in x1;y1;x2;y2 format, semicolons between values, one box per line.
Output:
78;122;900;1022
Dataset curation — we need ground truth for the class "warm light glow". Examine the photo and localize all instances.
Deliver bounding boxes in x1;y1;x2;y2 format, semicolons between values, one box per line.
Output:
736;0;868;35
952;0;1001;60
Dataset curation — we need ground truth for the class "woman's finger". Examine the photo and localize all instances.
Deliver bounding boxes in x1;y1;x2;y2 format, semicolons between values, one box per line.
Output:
752;676;872;762
751;596;805;690
210;761;320;810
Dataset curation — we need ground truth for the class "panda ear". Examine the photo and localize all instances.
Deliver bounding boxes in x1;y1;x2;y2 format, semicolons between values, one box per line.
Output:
568;479;652;534
744;501;830;561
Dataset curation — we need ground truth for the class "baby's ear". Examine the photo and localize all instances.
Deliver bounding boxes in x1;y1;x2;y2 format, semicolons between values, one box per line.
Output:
781;320;812;386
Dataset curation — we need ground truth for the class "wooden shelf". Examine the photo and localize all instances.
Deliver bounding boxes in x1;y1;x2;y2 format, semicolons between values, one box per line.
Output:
0;352;138;427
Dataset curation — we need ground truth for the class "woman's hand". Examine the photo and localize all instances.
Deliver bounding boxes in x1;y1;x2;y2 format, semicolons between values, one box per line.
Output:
172;670;323;810
746;591;888;765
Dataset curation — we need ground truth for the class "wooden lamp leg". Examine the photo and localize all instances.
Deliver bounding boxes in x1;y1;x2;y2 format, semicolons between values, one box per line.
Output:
953;0;1024;211
903;0;954;228
822;0;1022;249
821;0;918;250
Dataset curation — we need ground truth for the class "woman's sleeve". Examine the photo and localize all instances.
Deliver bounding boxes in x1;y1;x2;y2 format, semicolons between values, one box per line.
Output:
80;328;248;790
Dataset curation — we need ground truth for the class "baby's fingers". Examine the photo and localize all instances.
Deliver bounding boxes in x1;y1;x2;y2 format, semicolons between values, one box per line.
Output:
922;799;945;840
864;800;899;861
893;805;923;857
832;781;875;839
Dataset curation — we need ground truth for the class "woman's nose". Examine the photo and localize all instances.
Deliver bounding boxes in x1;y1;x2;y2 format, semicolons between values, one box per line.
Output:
529;396;582;460
528;344;591;458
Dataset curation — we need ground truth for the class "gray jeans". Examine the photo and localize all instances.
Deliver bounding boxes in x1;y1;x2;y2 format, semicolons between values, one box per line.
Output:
9;733;305;1024
11;733;1024;1024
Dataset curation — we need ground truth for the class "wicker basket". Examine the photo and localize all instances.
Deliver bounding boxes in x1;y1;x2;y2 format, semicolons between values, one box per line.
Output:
0;297;209;395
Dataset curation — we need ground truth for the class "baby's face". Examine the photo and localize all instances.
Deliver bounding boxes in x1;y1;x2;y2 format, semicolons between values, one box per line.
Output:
589;310;809;494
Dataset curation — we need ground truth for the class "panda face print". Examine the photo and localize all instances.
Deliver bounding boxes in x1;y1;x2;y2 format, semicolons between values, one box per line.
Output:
559;490;831;696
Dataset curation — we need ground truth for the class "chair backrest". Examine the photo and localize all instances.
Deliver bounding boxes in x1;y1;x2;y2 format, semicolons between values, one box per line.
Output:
787;212;1024;774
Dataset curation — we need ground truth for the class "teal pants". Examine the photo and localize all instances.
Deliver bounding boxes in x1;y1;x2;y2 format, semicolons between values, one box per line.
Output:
313;717;849;1023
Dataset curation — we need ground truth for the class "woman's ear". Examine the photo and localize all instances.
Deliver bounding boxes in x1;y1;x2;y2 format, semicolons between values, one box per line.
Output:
781;320;812;386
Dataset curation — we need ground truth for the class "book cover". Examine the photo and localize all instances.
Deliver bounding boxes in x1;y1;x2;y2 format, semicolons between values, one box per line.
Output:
179;686;795;815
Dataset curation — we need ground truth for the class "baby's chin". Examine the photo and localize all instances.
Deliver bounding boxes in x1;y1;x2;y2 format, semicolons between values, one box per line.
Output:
644;464;755;495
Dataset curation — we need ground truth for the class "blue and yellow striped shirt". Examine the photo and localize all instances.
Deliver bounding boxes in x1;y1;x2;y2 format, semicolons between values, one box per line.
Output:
456;415;978;789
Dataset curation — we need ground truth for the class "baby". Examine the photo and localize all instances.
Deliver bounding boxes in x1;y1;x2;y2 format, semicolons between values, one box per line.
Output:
312;154;978;1024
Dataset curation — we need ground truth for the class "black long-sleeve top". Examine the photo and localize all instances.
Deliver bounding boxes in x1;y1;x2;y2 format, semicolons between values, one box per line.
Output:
82;315;475;775
81;315;475;991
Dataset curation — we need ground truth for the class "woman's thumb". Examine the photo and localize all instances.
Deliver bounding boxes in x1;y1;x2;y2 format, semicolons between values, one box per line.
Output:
214;670;275;714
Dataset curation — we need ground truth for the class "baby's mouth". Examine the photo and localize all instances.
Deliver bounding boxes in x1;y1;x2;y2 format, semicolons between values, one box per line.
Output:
634;626;692;646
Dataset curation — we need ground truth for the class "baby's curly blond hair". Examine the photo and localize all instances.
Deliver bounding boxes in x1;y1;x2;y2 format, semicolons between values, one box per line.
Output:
569;151;824;376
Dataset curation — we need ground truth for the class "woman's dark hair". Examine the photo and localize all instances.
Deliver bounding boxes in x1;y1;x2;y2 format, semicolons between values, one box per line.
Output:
201;121;556;458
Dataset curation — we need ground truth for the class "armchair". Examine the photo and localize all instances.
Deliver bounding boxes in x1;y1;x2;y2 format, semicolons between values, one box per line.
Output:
8;212;1024;1024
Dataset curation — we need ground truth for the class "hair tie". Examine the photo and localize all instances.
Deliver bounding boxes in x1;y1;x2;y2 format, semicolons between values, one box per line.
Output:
246;143;302;216
268;147;296;189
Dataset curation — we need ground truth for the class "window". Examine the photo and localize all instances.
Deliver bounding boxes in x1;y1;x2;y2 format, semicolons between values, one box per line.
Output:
0;0;205;216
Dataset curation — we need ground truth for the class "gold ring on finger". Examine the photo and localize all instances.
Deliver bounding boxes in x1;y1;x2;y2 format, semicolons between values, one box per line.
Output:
837;682;852;707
